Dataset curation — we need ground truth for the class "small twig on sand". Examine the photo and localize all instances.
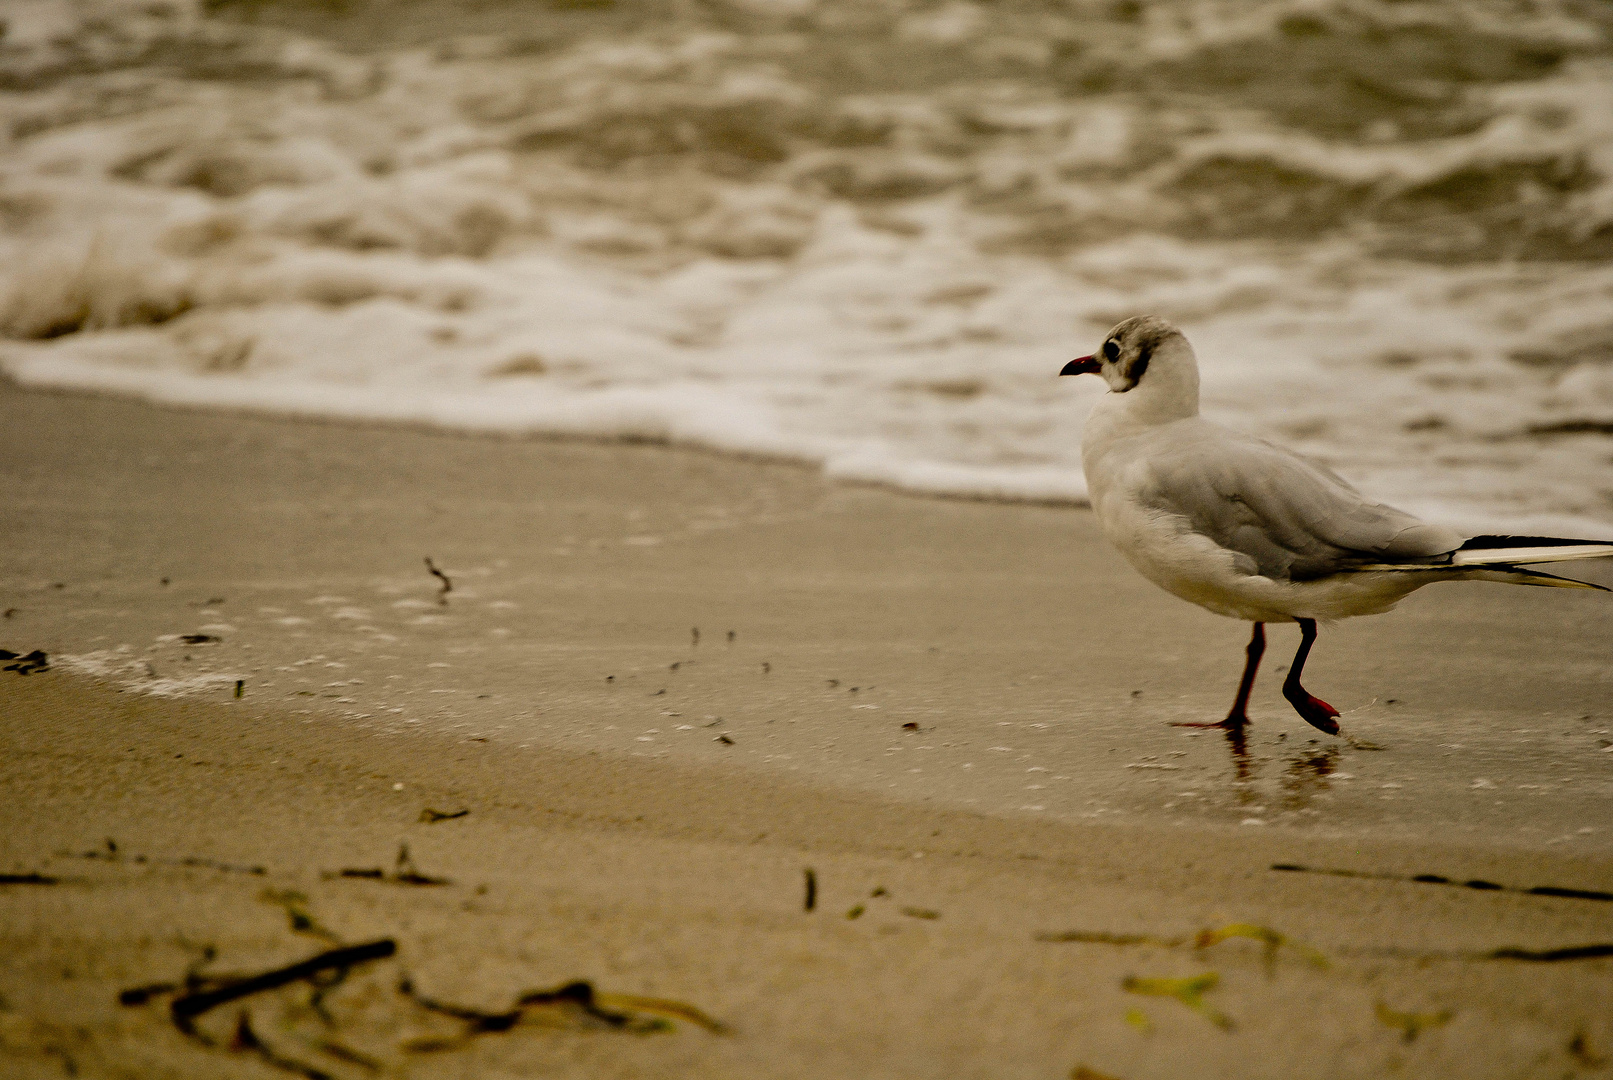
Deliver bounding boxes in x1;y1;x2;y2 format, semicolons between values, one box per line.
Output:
331;843;450;885
393;843;449;885
803;868;816;912
424;558;452;605
167;940;397;1028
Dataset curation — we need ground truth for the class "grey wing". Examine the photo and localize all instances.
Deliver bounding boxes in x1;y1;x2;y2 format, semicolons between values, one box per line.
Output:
1137;430;1462;581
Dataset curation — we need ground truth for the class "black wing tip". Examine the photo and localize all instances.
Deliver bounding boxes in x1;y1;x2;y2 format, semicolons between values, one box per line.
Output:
1460;534;1612;551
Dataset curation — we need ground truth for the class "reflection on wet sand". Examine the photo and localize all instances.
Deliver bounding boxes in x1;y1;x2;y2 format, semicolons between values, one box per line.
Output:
1281;746;1341;812
1206;724;1344;813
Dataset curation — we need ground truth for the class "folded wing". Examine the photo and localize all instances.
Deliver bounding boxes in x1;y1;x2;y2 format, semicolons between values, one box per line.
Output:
1135;424;1463;581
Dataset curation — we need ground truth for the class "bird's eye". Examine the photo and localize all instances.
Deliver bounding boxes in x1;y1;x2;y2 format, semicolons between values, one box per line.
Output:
1102;340;1120;362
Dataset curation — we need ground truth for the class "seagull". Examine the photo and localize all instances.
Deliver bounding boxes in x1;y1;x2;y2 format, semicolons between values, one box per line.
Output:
1062;316;1613;735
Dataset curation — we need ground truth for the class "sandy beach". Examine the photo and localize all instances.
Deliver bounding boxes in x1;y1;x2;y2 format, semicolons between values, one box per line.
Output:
3;380;1612;1079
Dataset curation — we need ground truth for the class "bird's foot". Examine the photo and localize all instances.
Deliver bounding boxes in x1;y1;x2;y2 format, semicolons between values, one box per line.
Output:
1284;688;1339;735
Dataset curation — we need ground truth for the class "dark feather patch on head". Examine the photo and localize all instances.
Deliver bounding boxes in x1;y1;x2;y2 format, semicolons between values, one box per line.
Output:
1124;341;1152;389
1106;315;1174;392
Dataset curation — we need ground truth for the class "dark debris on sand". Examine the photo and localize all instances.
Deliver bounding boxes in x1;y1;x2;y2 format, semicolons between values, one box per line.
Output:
1;648;49;674
116;911;727;1077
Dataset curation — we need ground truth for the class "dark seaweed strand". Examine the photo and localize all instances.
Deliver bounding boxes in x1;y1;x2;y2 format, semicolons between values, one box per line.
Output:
1272;864;1613;903
398;977;522;1031
1527;885;1613;902
1487;944;1613;963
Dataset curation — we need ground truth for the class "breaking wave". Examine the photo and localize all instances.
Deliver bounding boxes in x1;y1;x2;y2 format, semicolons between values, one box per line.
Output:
2;0;1612;533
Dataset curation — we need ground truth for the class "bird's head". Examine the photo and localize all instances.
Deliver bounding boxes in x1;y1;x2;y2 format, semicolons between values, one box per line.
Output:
1061;315;1200;420
1060;315;1186;390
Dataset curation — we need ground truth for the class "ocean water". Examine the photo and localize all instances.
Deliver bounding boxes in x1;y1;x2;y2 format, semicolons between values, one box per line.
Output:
2;0;1612;533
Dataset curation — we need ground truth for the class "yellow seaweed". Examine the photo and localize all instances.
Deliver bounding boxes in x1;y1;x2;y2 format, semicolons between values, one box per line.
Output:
258;888;339;943
1194;923;1328;974
1375;1001;1451;1044
595;992;730;1035
1122;973;1233;1030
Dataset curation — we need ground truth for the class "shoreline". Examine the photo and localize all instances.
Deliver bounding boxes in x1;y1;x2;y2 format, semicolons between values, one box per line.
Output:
3;377;1610;850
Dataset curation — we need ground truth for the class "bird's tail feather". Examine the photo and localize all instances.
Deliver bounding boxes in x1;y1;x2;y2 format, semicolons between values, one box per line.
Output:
1354;534;1611;587
1452;535;1613;566
1349;562;1609;590
1460;566;1610;591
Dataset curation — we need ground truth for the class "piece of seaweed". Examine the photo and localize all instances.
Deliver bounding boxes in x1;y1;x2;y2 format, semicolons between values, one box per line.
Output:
1271;863;1613;903
1122;973;1233;1030
1375;1001;1451;1044
1485;944;1613;962
1195;923;1328;975
424;558;452;605
1;648;49;674
230;1013;335;1080
397;976;727;1047
259;889;339;944
327;844;449;886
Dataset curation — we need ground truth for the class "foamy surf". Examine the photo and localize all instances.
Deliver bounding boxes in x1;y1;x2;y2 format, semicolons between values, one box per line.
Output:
2;0;1611;534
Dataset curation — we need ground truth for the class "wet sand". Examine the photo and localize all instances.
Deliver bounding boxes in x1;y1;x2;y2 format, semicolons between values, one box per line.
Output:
2;381;1611;1078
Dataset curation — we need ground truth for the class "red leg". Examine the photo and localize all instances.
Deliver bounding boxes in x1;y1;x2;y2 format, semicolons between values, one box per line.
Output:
1283;618;1340;735
1172;622;1263;729
1226;621;1264;726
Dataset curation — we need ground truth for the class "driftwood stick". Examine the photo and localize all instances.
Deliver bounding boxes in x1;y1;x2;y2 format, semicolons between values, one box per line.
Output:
171;940;396;1022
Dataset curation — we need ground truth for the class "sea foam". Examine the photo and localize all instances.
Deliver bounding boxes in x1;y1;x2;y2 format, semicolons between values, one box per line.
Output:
2;0;1611;534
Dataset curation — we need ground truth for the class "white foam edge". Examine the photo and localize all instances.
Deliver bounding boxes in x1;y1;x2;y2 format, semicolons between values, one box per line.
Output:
52;651;244;699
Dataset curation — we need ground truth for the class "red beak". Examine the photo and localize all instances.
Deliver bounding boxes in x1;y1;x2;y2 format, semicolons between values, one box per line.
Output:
1060;354;1100;376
